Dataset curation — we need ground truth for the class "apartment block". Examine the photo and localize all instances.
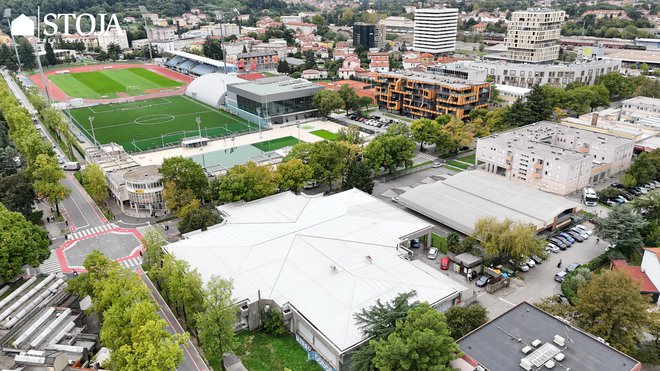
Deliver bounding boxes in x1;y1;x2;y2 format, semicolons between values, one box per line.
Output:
505;8;565;63
464;59;621;88
374;71;490;120
477;122;635;195
621;96;660;123
353;23;376;49
413;8;458;54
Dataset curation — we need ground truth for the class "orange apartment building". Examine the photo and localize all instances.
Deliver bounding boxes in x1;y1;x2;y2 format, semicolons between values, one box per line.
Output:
374;71;491;120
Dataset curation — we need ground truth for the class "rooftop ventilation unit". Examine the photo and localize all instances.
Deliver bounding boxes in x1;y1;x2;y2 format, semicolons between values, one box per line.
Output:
544;359;556;369
553;335;565;347
522;345;533;354
554;353;565;361
532;339;542;347
520;358;533;370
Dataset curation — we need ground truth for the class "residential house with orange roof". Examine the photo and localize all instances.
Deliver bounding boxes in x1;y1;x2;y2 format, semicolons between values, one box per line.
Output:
611;247;660;304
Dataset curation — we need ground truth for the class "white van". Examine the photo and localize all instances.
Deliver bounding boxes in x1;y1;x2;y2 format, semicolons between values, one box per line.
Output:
582;187;598;207
62;161;81;171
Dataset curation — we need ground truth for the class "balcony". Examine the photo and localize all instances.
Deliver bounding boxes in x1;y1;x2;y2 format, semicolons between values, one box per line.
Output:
533;173;542;179
533;162;543;170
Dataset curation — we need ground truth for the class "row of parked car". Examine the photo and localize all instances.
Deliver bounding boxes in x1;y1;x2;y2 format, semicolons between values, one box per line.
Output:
348;114;399;128
546;224;592;253
606;180;659;206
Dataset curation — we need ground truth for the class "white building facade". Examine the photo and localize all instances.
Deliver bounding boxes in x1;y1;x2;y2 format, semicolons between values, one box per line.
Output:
412;8;458;54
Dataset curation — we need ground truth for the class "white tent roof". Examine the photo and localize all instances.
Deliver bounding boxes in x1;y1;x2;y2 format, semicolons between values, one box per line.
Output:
169;50;237;68
398;171;581;235
185;73;243;107
167;189;464;352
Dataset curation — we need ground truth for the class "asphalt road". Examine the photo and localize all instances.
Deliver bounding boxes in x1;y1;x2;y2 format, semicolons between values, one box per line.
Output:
138;268;210;371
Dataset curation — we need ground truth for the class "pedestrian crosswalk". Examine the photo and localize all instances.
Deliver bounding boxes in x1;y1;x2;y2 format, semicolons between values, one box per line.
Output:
38;251;62;274
68;223;118;240
120;256;142;270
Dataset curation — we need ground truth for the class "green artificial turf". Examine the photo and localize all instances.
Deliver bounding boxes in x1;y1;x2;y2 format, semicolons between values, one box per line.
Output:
310;129;337;141
68;96;258;152
48;68;182;99
252;136;301;152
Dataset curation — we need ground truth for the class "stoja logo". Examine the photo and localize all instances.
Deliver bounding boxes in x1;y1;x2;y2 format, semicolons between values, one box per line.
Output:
43;13;122;36
10;13;121;37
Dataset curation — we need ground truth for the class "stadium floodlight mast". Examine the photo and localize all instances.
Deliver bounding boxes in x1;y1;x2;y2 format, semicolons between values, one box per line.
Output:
88;116;97;147
3;9;22;71
139;5;154;61
195;116;202;137
214;8;239;74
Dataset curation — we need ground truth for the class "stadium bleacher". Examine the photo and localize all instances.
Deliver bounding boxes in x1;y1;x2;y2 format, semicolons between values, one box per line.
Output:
164;50;238;77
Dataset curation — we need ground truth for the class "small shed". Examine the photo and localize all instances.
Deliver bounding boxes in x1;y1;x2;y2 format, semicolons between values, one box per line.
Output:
451;252;483;278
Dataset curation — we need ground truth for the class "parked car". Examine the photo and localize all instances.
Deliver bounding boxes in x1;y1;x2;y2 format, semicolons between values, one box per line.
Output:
459;146;470;151
566;262;582;272
440;256;450;270
546;244;560;253
606;243;616;252
606;199;623;207
611;182;624;189
555;235;573;246
549;238;567;249
571;227;589;239
558;233;575;244
636;187;649;195
630;188;643;196
519;263;530;272
567;231;584;242
410;238;420;249
475;274;493;287
391;196;399;203
525;257;536;267
614;195;628;203
427;248;438;260
531;255;543;264
621;192;634;201
555;271;568;283
646;182;656;189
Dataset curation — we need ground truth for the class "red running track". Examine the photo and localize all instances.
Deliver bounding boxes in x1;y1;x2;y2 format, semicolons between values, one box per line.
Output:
28;63;194;103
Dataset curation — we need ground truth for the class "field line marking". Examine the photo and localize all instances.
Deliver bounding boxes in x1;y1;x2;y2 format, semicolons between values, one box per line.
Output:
89;110;216;131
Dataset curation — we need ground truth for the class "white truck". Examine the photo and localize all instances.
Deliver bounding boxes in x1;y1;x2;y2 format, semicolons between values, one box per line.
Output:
582;187;598;207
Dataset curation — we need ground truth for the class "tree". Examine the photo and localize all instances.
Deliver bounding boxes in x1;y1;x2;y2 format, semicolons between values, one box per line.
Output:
626;150;659;185
372;303;461;371
217;161;278;202
178;204;221;234
44;40;57;66
446;232;460;253
312;90;343;116
163;181;195;216
576;269;654;353
262;306;286;336
595;205;648;256
338;84;360;113
194;276;239;357
0;204;50;284
106;42;121;60
621;173;637;189
352;291;419;371
562;267;592;301
343;160;374;194
32;154;70;215
410;119;440;151
141;227;167;272
0;172;35;216
17;37;36;70
286;141;347;191
277;59;290;74
202;37;224;60
336;125;364;145
444;304;488;340
363;128;415;175
159;157;209;200
633;193;660;223
275;158;313;194
81;163;107;203
472;217;545;260
596;72;635;100
435;117;475;153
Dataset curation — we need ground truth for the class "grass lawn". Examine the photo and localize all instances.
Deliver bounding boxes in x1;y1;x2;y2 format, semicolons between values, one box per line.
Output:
445;165;464;172
229;331;322;371
252;136;301;152
457;153;476;165
48;67;182;99
431;233;448;254
447;160;470;170
311;129;337;141
383;112;412;122
68;95;258;152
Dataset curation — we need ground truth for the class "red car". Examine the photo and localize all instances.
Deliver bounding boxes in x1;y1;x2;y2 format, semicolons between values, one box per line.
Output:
440;257;449;270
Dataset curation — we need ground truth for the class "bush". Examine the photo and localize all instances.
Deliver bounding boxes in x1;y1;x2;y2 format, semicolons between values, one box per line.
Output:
597;187;622;203
262;307;286;336
561;252;610;302
27;210;43;225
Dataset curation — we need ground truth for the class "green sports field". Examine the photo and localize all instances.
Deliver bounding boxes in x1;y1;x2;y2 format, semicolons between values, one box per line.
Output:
68;96;260;152
49;68;182;99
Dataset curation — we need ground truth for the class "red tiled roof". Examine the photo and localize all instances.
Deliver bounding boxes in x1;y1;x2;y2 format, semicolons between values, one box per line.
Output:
644;247;660;262
612;260;659;293
238;73;267;81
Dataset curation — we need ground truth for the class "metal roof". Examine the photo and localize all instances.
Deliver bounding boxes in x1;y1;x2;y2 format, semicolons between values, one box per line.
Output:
166;189;465;352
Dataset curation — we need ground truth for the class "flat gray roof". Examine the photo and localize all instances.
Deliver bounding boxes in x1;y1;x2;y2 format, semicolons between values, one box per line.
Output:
458;302;640;371
398;171;581;235
227;76;323;102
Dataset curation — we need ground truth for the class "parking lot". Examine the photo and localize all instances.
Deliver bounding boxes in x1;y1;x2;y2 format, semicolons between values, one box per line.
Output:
417;221;607;319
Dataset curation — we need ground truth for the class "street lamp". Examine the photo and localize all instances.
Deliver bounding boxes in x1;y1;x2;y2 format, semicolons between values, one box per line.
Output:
88;116;97;147
255;106;263;139
139;6;154;61
196;116;202;137
213;8;239;74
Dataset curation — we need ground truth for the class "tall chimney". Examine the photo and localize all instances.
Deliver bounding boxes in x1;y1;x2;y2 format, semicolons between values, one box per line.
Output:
591;112;599;126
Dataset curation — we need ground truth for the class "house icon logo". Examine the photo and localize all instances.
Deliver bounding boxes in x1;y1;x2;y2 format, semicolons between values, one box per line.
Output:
10;14;35;37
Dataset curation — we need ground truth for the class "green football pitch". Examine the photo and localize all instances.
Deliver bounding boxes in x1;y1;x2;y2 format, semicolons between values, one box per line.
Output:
67;96;260;152
49;68;182;99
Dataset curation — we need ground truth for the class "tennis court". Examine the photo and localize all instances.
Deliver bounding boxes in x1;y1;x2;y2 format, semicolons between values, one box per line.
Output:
67;95;260;152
